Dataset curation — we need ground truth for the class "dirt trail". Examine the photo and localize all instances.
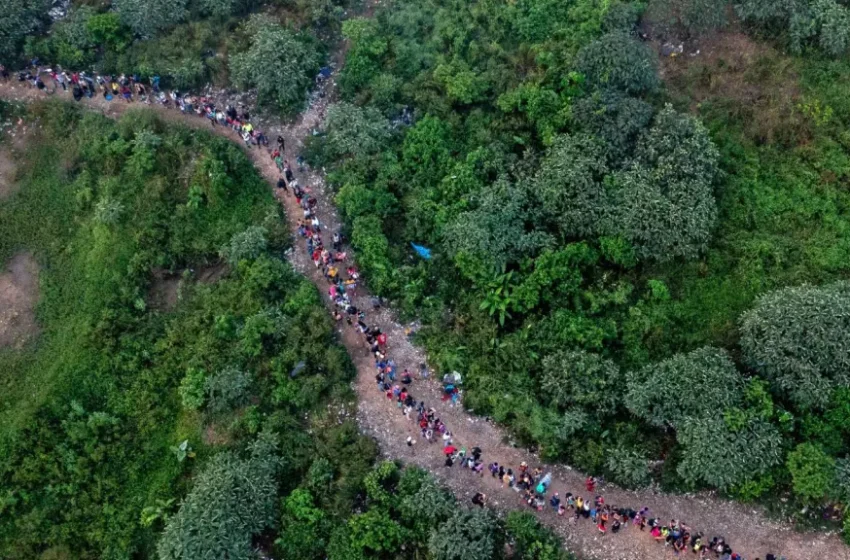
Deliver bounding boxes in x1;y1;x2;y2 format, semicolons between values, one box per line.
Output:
0;80;845;560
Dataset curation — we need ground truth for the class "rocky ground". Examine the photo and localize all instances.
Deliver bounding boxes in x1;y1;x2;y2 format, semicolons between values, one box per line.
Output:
0;74;846;560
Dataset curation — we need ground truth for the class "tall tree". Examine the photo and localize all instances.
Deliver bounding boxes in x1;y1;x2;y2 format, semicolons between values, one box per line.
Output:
740;281;850;410
230;15;322;114
157;433;280;560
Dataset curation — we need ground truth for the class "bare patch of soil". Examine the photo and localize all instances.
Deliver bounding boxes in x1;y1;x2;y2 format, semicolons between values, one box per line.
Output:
147;263;229;310
0;253;40;349
196;262;228;284
0;148;17;200
203;422;232;446
147;270;182;311
641;8;802;144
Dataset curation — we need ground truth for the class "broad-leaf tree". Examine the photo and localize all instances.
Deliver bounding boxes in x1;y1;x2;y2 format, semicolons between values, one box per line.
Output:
157;433;280;560
740;281;850;410
230;14;322;114
626;346;745;429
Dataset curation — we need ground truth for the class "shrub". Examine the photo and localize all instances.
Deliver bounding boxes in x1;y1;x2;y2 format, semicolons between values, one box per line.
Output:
157;433;280;560
229;15;322;115
429;508;501;560
676;415;784;489
220;226;268;265
576;31;660;94
112;0;188;38
204;366;252;414
740;281;850;410
319;102;392;162
0;0;51;64
626;346;745;429
540;350;621;416
786;443;836;503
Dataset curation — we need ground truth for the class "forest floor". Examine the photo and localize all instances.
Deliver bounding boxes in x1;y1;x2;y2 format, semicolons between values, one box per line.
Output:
0;71;846;559
0;252;40;349
0;145;16;201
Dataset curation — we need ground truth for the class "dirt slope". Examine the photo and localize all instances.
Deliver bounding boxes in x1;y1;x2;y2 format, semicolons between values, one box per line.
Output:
0;80;845;560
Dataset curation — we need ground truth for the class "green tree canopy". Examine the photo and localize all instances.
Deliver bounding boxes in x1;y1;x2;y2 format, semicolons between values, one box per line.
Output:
534;133;610;239
540;349;621;416
230;14;322;114
444;178;554;268
787;442;836;502
676;415;784;489
319;102;392;162
429;507;501;560
0;0;50;63
735;0;850;56
576;31;660;94
112;0;188;38
626;346;746;429
607;105;719;262
740;281;850;410
157;433;280;560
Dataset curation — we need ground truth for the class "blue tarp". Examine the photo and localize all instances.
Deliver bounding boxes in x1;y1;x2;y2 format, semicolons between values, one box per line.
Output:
411;243;432;260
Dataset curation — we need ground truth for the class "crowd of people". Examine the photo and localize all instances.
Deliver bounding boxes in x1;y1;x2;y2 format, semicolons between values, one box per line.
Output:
2;60;788;560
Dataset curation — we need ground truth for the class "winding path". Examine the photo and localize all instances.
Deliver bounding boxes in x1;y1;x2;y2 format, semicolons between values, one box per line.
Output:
0;75;845;560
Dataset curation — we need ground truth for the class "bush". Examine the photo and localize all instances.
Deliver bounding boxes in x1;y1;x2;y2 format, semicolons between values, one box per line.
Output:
608;105;720;262
429;508;501;560
740;281;850;410
229;14;322;115
0;0;51;64
204;366;252;414
786;443;836;503
113;0;188;38
540;350;621;416
626;346;745;429
576;31;660;95
319;102;392;162
157;433;280;560
220;226;268;265
676;415;784;489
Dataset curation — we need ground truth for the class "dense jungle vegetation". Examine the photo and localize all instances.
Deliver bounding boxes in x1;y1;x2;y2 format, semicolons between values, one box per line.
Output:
302;0;850;528
0;100;569;560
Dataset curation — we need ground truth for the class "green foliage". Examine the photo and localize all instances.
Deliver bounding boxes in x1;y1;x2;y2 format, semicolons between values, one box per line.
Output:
429;508;502;560
740;281;850;410
676;415;784;489
540;350;621;416
445;178;553;268
229;15;322;114
505;512;569;560
113;0;188;38
534;133;610;239
179;368;207;410
220;226;268;265
317;102;392;162
0;103;357;559
609;105;720;261
0;0;50;64
626;346;745;429
604;445;651;488
157;432;280;560
786;443;836;503
576;31;660;94
204;366;252;414
736;0;850;56
683;0;728;35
